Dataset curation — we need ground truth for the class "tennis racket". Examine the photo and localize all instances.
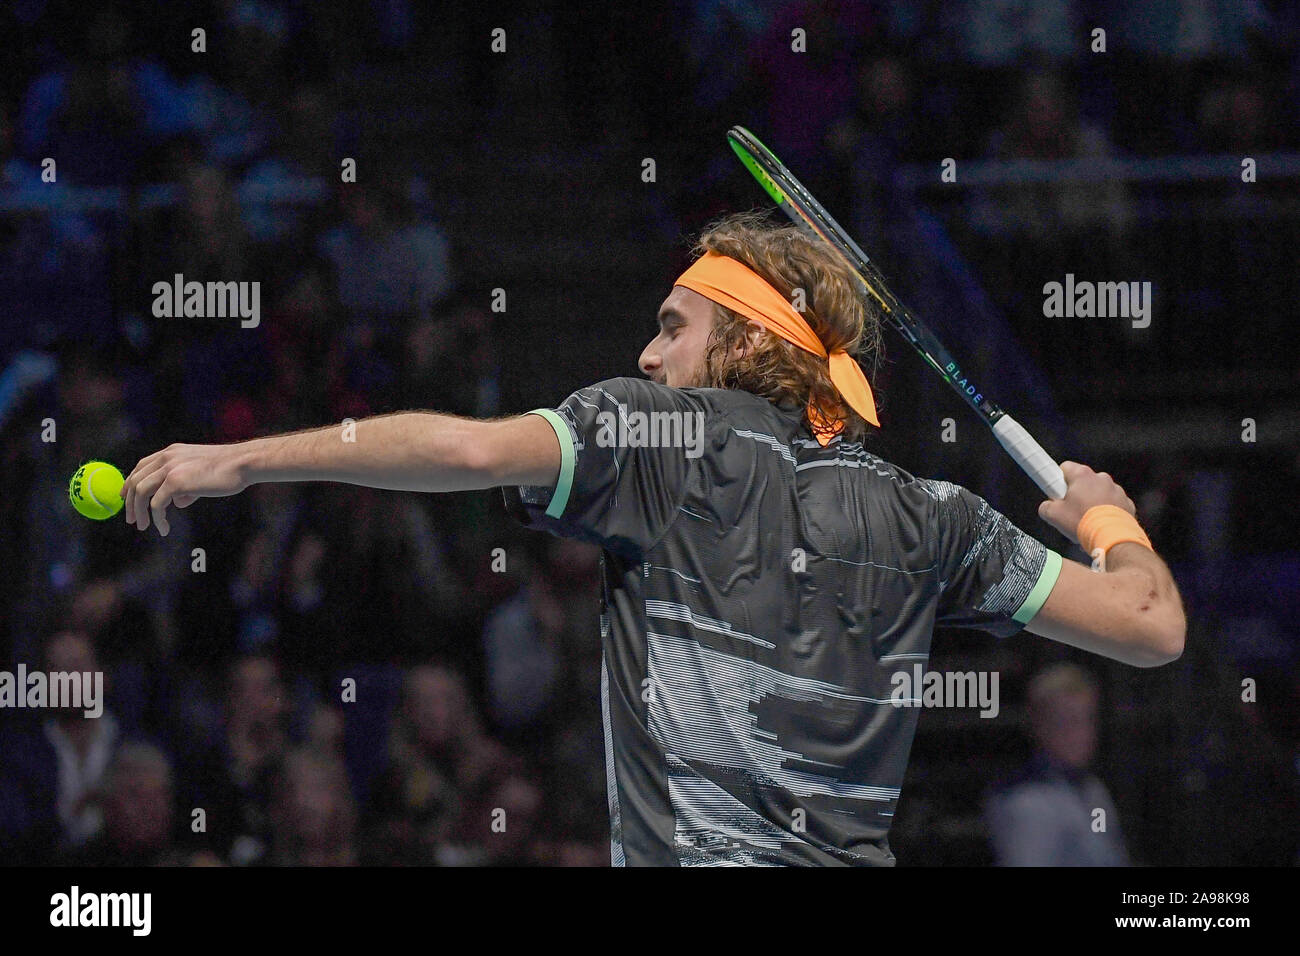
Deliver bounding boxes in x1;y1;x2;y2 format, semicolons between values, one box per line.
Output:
727;125;1067;499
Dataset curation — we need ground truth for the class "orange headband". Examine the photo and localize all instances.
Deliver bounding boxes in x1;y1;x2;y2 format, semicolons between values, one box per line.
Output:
674;251;879;445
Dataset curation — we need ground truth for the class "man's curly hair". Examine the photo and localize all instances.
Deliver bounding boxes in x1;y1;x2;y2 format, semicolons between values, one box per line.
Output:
693;210;885;444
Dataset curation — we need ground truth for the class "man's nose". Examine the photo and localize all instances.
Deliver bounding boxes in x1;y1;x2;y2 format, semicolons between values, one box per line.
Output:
639;345;660;377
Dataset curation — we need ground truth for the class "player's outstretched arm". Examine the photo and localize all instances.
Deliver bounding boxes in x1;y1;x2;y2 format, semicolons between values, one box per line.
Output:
1025;462;1186;668
122;412;561;536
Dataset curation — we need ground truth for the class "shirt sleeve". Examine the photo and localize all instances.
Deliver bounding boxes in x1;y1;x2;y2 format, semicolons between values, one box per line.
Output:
923;479;1063;638
500;377;707;559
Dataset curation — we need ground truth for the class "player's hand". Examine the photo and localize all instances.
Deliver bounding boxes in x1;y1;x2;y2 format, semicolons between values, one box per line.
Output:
123;443;251;536
1037;461;1136;545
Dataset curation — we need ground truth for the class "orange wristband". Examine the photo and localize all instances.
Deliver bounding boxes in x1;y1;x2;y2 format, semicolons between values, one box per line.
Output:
1076;505;1153;556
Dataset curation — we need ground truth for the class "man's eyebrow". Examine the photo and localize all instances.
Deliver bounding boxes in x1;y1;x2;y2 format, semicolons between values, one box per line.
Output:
656;307;685;326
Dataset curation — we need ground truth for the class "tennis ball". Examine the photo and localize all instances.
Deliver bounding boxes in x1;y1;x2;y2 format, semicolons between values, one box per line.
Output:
69;461;125;520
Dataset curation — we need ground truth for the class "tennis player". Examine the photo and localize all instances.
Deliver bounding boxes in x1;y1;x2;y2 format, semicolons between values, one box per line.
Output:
122;213;1186;866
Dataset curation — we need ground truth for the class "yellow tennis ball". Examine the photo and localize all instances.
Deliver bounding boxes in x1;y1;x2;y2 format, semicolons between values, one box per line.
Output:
69;461;125;520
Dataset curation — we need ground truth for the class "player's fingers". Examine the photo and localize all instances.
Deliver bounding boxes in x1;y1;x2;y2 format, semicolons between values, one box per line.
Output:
135;470;161;531
122;464;137;525
150;478;177;537
123;458;164;527
123;450;163;490
174;494;198;509
130;464;170;531
123;450;162;487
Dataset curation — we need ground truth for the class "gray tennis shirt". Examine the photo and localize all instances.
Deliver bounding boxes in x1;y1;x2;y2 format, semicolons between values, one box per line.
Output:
502;377;1062;866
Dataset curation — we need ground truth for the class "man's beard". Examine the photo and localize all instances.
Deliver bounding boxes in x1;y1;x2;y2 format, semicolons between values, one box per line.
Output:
676;368;706;388
674;356;712;389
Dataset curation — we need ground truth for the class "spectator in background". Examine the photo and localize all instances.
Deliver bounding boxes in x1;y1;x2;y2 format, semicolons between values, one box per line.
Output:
308;485;465;665
325;315;397;421
228;528;285;657
827;52;923;227
480;537;600;748
240;83;342;245
172;482;306;671
180;655;293;865
247;256;346;431
63;743;185;867
478;537;607;855
362;665;514;865
41;631;123;849
1113;0;1273;61
0;631;123;860
1109;0;1279;153
553;840;610;867
955;0;1079;70
686;0;786;112
975;69;1133;240
967;68;1136;375
276;528;341;676
317;176;455;322
16;5;191;186
984;663;1131;866
274;485;465;678
440;768;547;866
0;108;113;348
138;160;261;438
749;0;878;179
398;291;502;419
143;161;254;291
267;748;358;866
226;654;292;796
304;703;346;761
452;535;545;655
1196;71;1282;153
184;0;294;167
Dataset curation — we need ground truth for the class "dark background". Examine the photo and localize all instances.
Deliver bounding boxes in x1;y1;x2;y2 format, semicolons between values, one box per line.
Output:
0;0;1297;866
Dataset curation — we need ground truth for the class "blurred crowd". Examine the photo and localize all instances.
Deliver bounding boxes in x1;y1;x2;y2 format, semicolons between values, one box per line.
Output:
1;0;1297;866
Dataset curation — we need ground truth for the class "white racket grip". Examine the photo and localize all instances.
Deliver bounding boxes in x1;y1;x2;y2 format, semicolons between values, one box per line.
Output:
992;414;1067;500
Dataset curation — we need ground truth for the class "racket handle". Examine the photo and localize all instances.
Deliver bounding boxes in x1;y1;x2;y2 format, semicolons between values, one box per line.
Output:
992;414;1068;500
